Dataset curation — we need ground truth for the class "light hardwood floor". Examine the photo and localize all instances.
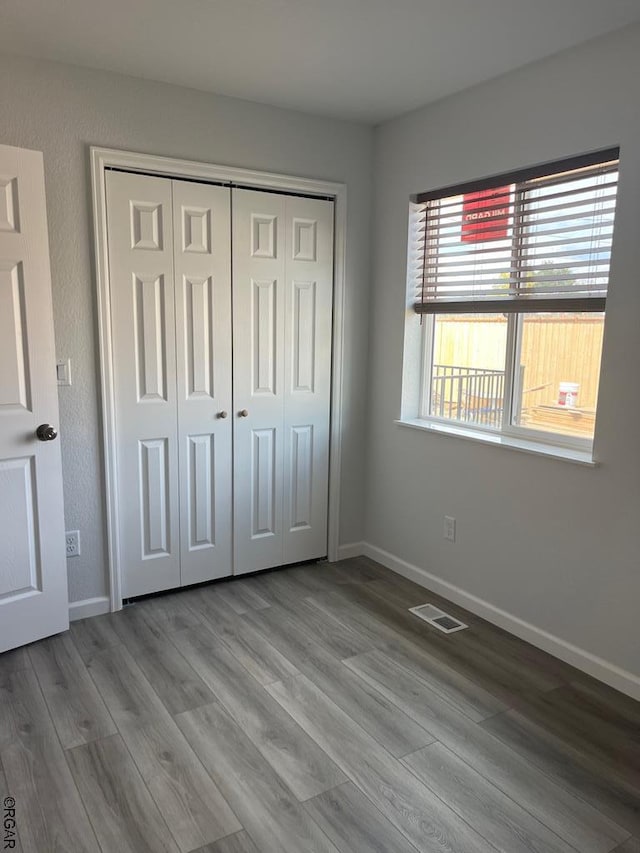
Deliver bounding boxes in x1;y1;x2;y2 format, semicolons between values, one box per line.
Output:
1;556;638;853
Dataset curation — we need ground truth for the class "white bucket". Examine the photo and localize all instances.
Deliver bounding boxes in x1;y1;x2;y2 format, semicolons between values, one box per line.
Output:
558;382;579;408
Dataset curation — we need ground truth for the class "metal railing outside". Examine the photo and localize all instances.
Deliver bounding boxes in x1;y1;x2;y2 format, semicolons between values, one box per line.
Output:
431;364;505;428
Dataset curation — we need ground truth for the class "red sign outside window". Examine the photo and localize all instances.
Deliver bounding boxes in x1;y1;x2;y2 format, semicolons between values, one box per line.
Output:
461;186;511;243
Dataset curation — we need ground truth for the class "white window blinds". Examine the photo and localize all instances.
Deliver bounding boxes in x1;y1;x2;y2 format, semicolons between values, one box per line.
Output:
412;148;619;314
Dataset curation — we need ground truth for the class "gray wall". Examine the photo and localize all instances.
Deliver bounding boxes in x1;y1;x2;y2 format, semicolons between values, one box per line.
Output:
367;25;640;677
0;54;373;602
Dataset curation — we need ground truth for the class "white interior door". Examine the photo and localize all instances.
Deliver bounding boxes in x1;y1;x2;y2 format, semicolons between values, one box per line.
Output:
107;170;181;598
172;179;232;585
232;188;333;575
232;190;286;573
283;194;334;564
107;171;233;597
0;144;68;652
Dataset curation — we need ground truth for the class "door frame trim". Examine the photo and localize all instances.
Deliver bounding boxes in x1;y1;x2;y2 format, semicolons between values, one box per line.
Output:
90;146;347;611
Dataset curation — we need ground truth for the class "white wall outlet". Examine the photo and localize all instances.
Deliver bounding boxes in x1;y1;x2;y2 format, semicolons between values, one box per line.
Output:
444;516;456;542
65;530;81;557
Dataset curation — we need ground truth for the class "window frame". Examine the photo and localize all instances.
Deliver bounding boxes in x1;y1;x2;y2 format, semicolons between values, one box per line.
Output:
410;152;618;455
417;311;601;453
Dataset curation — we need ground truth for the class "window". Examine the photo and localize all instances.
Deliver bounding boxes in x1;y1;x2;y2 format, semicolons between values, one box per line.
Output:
408;149;619;451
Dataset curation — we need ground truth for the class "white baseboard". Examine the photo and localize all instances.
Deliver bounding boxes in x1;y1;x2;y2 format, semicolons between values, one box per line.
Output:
335;541;365;560
69;596;110;622
363;542;640;702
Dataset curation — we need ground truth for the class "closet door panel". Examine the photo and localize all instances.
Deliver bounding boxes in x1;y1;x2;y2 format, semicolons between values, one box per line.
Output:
283;196;333;564
232;190;286;575
173;180;232;585
106;171;180;597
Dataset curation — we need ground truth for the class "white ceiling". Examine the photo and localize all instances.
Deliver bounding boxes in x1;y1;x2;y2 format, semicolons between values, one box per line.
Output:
2;0;640;123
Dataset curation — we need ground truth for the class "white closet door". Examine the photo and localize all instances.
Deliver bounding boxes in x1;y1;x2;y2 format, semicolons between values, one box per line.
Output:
232;190;286;573
232;188;333;575
0;144;68;652
283;195;334;564
108;175;332;593
107;171;180;598
172;180;232;585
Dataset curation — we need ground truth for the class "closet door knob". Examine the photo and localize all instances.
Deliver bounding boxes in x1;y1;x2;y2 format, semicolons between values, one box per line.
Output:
238;409;249;418
217;411;228;419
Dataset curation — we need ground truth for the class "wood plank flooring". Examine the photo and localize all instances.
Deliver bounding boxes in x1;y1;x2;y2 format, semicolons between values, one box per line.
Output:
1;556;638;853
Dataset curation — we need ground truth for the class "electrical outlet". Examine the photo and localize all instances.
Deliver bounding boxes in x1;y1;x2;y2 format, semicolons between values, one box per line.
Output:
444;516;456;542
65;530;81;558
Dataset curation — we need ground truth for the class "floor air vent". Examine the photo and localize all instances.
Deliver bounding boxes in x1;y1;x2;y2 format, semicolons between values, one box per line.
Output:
409;603;468;634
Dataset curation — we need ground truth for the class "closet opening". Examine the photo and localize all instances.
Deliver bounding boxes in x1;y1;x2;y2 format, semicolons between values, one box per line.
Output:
92;148;347;610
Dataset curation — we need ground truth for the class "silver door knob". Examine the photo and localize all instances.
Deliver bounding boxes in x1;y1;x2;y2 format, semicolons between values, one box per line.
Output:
36;423;58;442
238;409;249;417
217;411;228;419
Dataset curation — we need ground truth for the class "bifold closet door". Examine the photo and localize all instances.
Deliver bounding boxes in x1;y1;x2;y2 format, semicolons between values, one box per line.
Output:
106;171;232;598
107;171;180;597
173;179;232;587
232;188;334;575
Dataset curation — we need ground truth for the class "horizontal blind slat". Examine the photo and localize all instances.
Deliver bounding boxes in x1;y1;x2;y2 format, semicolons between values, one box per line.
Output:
424;189;617;227
426;264;612;283
424;169;618;217
429;205;617;238
418;283;607;298
432;221;614;247
418;231;614;261
414;297;607;314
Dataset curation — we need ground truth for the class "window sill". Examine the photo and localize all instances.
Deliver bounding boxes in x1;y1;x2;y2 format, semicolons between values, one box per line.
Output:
395;418;597;466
